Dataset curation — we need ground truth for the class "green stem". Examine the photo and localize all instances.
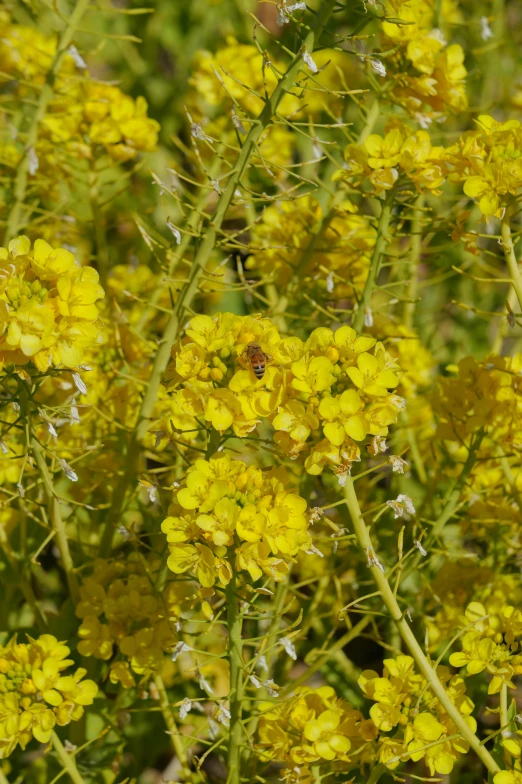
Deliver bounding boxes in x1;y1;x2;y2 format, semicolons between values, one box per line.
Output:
3;0;90;243
153;674;192;780
51;731;86;784
99;0;338;556
90;167;110;287
19;382;79;603
366;762;386;784
427;429;484;544
226;570;244;784
352;194;392;332
357;99;380;144
500;682;511;766
403;195;424;331
342;475;500;775
0;529;48;630
405;420;427;485
501;214;522;318
0;767;9;784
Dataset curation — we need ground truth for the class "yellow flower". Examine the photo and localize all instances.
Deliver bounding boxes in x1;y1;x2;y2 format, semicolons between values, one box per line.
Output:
273;401;319;443
319;389;367;444
365;129;405;169
56;267;104;321
495;772;522;784
30;239;77;280
405;713;445;761
291;356;335;399
304;709;351;761
347;352;399;397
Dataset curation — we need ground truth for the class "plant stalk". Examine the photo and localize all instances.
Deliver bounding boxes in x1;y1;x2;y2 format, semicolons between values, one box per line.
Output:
403;195;424;330
501;214;522;317
352;194;392;332
226;570;244;784
19;382;79;602
51;731;86;784
342;475;500;775
153;674;192;780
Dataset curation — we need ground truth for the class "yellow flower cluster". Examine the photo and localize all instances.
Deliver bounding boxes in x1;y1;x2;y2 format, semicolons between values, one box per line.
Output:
169;313;404;476
245;195;375;299
359;655;475;774
336;123;446;194
380;0;467;119
425;566;521;652
75;557;185;685
0;634;97;758
449;601;522;694
0;236;104;371
0;13;159;166
444;115;522;217
190;38;351;119
162;454;311;586
256;685;376;776
434;354;522;447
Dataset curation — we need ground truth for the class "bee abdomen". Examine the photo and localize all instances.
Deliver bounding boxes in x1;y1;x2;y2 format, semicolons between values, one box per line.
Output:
253;364;265;379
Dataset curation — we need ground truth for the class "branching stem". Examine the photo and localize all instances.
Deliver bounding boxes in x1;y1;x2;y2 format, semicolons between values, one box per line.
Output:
100;0;339;555
342;475;500;776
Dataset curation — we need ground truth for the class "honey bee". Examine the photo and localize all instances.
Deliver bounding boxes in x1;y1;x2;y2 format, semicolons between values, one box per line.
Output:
243;342;271;380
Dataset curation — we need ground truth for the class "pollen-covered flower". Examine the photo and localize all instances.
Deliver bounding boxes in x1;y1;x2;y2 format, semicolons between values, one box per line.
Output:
0;634;97;757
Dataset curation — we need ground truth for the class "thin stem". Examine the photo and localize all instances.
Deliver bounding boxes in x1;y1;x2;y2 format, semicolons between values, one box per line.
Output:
357;99;380;144
342;475;501;775
226;569;243;784
403;195;424;331
3;0;90;243
100;0;339;555
0;529;48;630
18;382;79;603
405;421;427;485
51;731;86;784
366;763;386;784
501;214;522;316
153;674;192;780
427;429;484;543
500;682;511;766
352;194;393;332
